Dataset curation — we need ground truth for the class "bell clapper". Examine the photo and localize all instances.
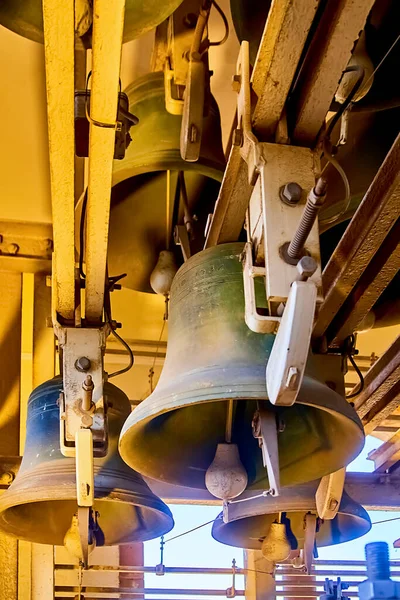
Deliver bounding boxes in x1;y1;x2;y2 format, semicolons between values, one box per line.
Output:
261;520;292;563
252;405;280;497
205;399;248;500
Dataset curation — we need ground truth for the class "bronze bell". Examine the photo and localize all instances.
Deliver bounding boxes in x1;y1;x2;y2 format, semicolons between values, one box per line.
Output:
108;72;226;293
0;0;184;45
0;377;174;546
211;487;371;550
119;243;364;490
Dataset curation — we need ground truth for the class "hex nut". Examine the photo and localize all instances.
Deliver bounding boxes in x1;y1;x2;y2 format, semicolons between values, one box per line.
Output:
358;580;400;600
296;256;317;279
280;182;303;205
81;414;93;428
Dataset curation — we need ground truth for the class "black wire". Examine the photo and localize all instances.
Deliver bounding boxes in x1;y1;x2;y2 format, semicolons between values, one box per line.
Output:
104;274;134;379
209;0;229;47
79;188;88;279
325;65;365;141
345;335;364;399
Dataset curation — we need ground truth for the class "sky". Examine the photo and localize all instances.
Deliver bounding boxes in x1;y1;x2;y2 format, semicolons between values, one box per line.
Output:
142;435;400;599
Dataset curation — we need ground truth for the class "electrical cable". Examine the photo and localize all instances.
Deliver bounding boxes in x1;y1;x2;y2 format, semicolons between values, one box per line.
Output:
164;519;215;543
107;325;135;379
79;188;88;279
319;142;351;227
345;335;364;399
357;32;400;101
149;313;167;393
209;0;229;47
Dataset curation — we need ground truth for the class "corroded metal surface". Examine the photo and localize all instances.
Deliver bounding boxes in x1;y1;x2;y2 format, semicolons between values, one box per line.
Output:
119;243;364;490
212;489;371;550
0;378;173;546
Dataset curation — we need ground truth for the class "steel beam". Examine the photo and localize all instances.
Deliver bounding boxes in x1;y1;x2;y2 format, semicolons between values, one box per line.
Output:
251;0;319;140
85;0;126;323
42;0;75;322
291;0;375;145
313;133;400;345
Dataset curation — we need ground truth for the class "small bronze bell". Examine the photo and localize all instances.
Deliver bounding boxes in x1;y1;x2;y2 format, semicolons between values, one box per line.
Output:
119;243;364;490
108;72;225;293
0;377;174;546
0;0;184;45
211;488;371;550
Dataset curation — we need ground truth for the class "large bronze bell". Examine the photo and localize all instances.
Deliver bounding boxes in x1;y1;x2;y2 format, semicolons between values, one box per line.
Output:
108;72;225;292
119;243;364;490
0;377;174;546
211;487;371;550
0;0;184;45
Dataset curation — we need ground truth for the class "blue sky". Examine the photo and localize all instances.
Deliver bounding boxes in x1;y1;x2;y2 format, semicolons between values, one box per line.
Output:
143;435;400;599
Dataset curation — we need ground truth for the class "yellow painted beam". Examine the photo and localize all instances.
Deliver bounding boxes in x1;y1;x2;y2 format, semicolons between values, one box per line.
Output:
85;0;126;323
42;0;76;321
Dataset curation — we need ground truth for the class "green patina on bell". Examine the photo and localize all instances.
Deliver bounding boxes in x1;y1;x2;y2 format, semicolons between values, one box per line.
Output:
0;0;184;45
212;488;371;550
108;72;226;292
119;243;364;490
0;377;174;546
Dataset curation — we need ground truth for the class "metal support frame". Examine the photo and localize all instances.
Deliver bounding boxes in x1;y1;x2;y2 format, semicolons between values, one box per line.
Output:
85;0;126;323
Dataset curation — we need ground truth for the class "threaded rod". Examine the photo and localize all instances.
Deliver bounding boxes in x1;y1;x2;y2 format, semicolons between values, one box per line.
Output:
365;542;390;581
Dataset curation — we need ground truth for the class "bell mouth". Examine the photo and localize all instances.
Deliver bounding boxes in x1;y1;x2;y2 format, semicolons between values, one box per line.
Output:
119;374;364;490
0;463;174;546
211;508;371;550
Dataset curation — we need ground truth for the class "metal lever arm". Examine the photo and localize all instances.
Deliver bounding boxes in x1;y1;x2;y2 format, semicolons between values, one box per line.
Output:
316;468;346;520
266;280;317;406
252;405;280;496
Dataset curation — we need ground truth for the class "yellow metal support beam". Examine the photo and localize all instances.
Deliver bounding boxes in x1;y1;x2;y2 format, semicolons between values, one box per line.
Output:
42;0;75;322
85;0;126;323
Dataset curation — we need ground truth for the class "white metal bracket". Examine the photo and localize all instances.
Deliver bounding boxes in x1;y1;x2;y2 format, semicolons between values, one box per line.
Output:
56;325;108;458
315;468;346;520
266;280;317;406
242;242;280;334
252;405;280;496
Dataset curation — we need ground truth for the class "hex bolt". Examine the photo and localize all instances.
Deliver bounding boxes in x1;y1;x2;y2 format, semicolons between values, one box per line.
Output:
280;182;303;206
296;256;318;281
287;177;327;261
75;356;91;372
365;542;390;581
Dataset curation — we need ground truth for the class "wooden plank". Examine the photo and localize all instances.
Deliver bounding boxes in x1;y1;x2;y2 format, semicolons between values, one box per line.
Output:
368;430;400;472
251;0;319;140
313;133;400;342
204;145;252;247
327;217;400;345
354;336;400;436
292;0;375;145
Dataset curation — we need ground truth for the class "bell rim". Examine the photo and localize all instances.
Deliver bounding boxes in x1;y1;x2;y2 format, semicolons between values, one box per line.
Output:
211;505;372;550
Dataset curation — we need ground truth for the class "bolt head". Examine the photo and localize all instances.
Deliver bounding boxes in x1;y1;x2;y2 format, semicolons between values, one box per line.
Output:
81;414;93;428
280;182;303;205
7;243;19;255
75;356;91;372
296;256;317;279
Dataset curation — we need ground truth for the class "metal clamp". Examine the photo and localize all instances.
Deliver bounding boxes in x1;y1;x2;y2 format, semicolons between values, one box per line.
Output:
242;242;280;334
56;325;108;458
266;278;317;406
